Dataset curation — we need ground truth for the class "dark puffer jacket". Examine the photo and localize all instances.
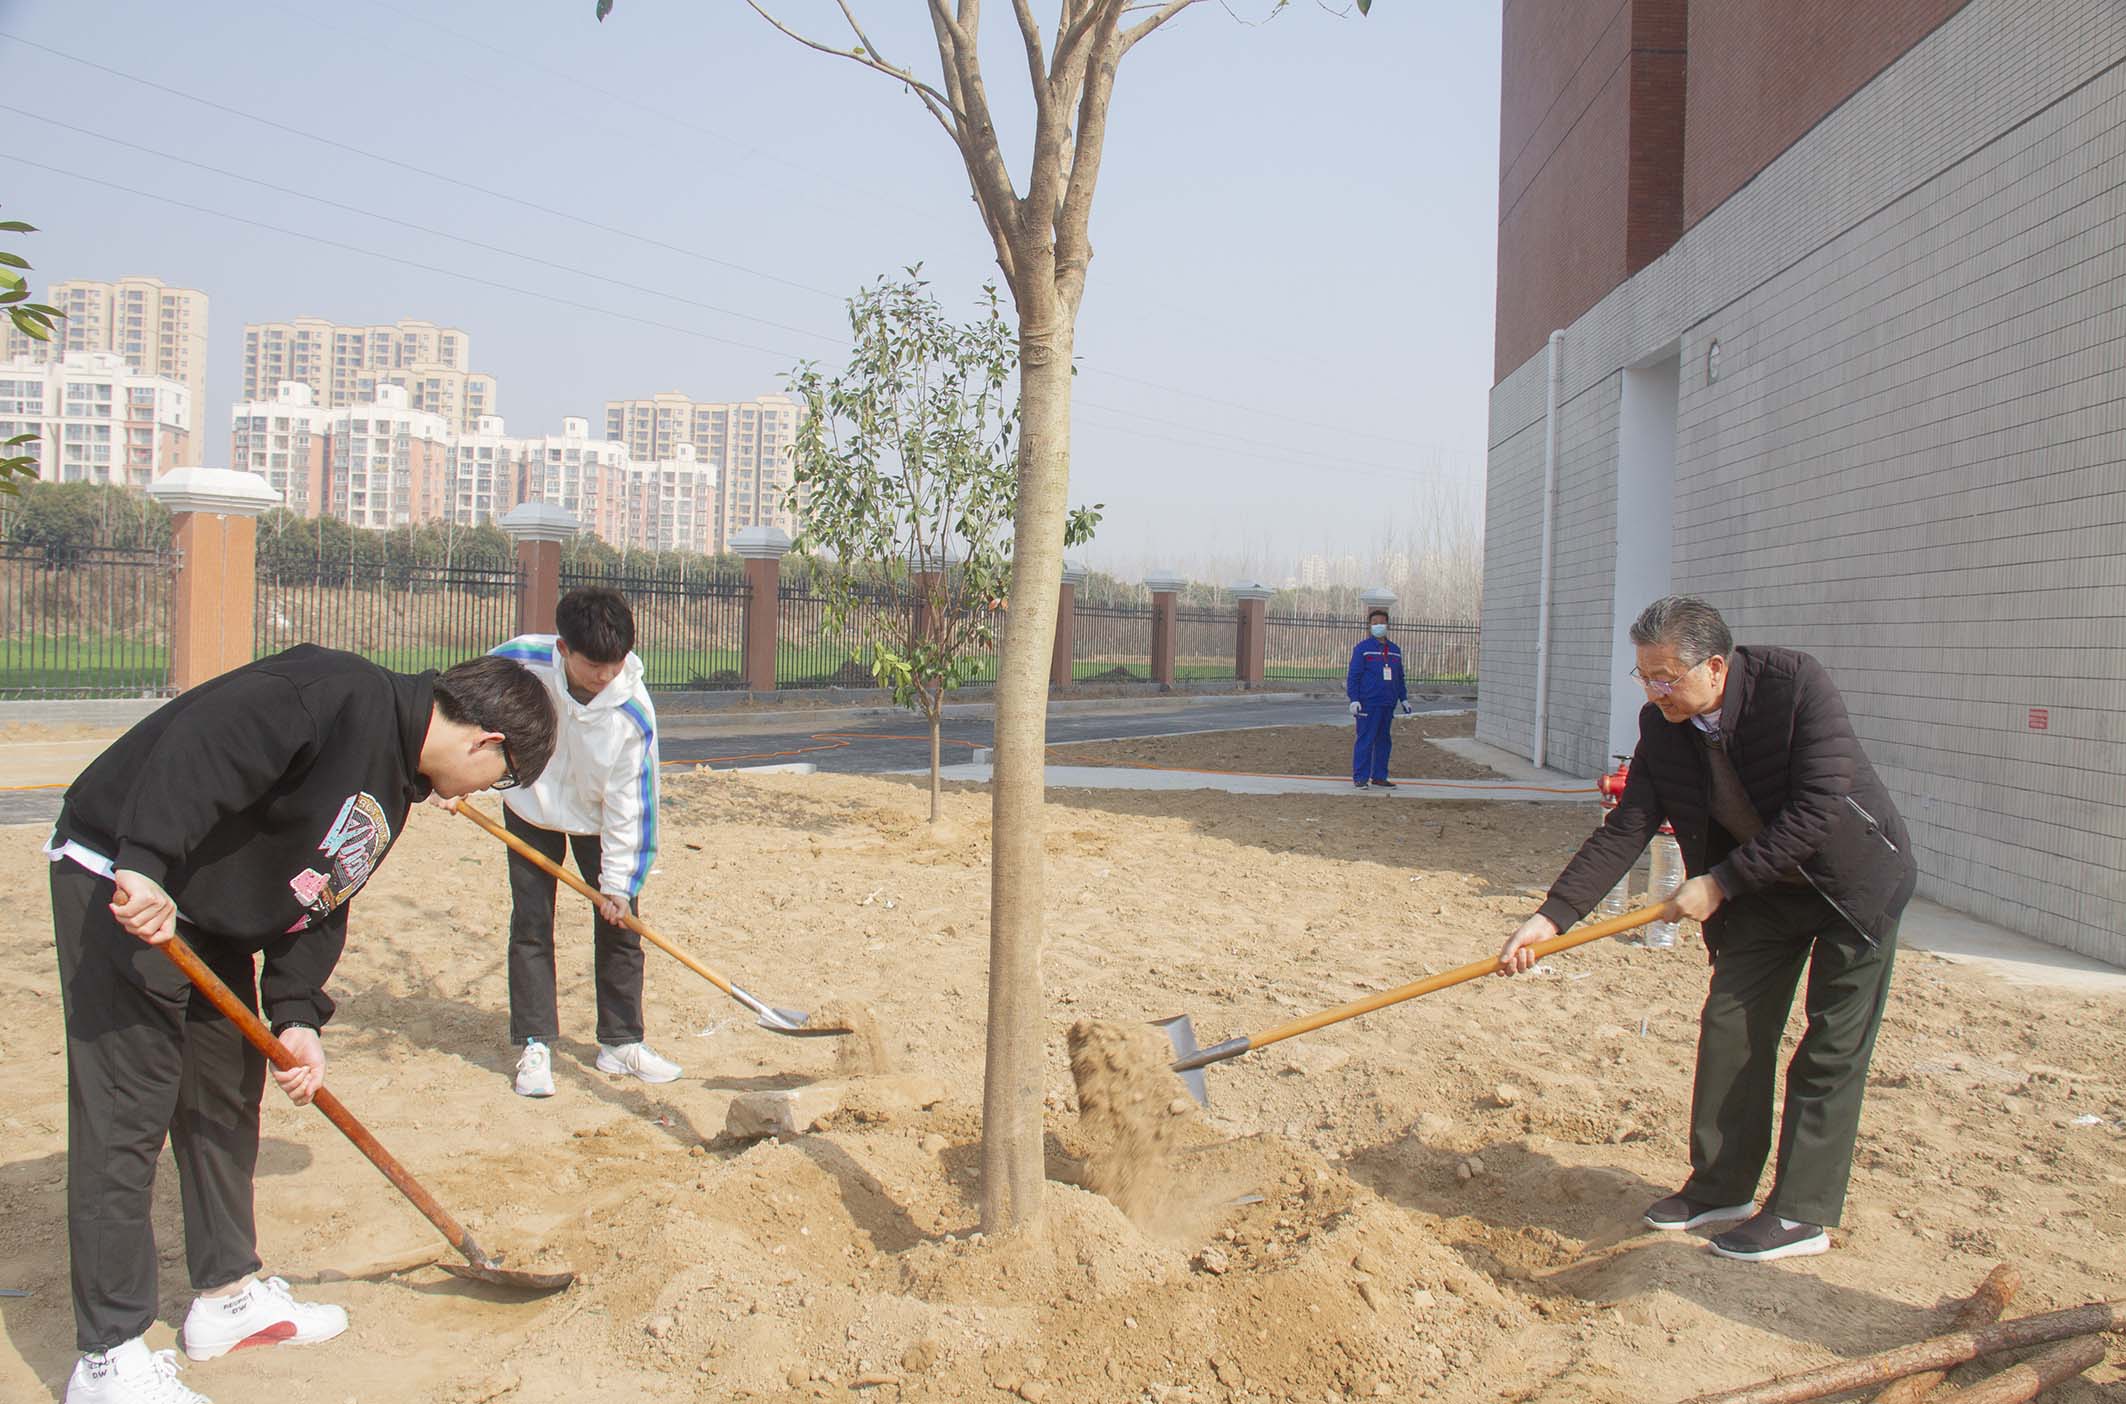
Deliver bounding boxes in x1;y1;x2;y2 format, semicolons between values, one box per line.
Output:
1538;645;1917;952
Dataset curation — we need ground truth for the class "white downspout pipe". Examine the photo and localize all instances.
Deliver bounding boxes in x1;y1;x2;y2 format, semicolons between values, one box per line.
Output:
1531;328;1564;769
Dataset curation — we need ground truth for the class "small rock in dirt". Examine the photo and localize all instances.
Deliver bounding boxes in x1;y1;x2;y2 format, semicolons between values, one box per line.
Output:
1018;1384;1050;1403
1410;1288;1437;1311
1467;1155;1487;1176
1196;1246;1231;1275
1491;1083;1524;1108
644;1315;674;1340
1356;1280;1382;1312
1167;1097;1193;1116
1416;1112;1453;1142
918;1133;948;1153
852;1375;900;1390
1351;1250;1385;1276
786;1366;811;1389
1455;1161;1473;1183
901;1340;940;1373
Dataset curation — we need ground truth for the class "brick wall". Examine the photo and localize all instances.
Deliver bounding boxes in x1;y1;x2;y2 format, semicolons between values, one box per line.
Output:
1684;0;1974;228
1495;0;1688;381
1481;0;2126;961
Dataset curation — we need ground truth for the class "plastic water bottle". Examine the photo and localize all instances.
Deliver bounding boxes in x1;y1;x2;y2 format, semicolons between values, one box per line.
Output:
1597;871;1635;925
1644;826;1683;949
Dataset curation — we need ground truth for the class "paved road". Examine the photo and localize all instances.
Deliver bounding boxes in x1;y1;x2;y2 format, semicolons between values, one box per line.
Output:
0;694;1471;828
660;695;1468;776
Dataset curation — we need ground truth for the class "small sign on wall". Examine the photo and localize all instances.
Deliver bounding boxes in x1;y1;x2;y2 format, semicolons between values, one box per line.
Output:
2028;707;2049;731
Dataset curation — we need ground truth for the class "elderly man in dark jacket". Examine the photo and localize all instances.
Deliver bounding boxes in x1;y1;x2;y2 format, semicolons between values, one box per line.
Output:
1497;596;1916;1262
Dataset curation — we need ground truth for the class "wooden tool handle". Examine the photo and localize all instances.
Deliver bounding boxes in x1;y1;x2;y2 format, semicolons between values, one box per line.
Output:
1243;900;1677;1056
160;936;494;1269
455;801;740;999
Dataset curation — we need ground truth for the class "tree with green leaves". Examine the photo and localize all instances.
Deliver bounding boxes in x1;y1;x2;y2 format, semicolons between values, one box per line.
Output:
595;0;1367;1234
1;212;64;497
790;272;1100;824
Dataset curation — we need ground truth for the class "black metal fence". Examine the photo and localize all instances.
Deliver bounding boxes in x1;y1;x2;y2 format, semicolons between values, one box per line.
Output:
0;541;176;698
1264;614;1480;685
1172;606;1237;681
560;559;750;690
1072;602;1154;681
255;558;522;674
775;583;907;689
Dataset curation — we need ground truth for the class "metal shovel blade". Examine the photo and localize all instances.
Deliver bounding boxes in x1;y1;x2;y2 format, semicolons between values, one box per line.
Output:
1154;1015;1211;1105
439;1256;575;1292
749;1001;848;1038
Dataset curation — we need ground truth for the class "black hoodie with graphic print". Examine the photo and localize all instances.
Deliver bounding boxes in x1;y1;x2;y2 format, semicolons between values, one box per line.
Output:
55;645;435;1031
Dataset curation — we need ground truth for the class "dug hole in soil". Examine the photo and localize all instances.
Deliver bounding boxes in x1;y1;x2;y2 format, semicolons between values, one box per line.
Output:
1;744;2122;1402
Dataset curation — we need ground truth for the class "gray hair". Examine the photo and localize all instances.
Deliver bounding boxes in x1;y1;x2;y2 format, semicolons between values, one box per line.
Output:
1629;595;1732;666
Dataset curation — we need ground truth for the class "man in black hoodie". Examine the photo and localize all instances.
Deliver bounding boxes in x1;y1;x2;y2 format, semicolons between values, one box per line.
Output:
1496;597;1916;1265
46;646;555;1404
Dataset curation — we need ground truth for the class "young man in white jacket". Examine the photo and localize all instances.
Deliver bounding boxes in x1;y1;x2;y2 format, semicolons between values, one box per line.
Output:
489;587;679;1095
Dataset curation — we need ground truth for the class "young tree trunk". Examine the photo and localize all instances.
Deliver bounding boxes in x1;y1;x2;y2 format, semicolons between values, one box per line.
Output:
928;706;942;824
978;315;1074;1234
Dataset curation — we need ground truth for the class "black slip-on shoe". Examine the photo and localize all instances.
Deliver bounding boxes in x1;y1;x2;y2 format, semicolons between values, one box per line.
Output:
1642;1192;1757;1232
1708;1211;1829;1262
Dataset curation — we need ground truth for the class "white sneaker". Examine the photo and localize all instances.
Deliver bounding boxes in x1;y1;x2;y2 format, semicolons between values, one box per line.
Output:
67;1338;209;1404
596;1040;681;1084
515;1040;556;1097
179;1275;347;1362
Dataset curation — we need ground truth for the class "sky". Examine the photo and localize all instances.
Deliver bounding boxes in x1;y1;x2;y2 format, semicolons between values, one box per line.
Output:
0;0;1501;579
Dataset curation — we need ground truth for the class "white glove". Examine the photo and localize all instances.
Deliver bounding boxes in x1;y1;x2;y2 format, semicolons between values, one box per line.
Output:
1349;701;1362;717
1400;702;1413;717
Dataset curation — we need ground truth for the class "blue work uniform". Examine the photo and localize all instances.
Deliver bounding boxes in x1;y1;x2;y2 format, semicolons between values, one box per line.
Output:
1346;634;1408;784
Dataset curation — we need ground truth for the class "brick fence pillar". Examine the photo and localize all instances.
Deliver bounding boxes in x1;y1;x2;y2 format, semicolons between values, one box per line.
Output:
1051;558;1086;689
1232;580;1272;689
1146;569;1184;690
500;501;579;637
145;467;282;692
732;525;792;693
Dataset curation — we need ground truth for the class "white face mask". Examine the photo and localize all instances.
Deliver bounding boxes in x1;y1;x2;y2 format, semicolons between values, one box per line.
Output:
1370;623;1388;638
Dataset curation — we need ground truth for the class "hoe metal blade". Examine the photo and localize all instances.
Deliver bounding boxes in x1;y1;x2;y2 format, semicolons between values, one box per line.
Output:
1154;1015;1211;1104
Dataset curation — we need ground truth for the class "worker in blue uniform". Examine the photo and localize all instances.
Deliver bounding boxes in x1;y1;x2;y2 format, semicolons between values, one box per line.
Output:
1346;608;1412;788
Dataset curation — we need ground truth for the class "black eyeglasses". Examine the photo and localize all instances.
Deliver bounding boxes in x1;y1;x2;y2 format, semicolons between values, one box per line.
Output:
491;735;521;791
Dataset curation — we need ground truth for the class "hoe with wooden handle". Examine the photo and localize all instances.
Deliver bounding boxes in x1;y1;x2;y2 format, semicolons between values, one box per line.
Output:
162;937;572;1291
1158;901;1678;1103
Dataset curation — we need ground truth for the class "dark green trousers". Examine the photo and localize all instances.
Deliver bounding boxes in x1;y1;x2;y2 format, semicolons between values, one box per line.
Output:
1680;887;1898;1227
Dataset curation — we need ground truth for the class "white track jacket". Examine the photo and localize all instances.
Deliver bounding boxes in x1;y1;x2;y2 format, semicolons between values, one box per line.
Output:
489;635;659;900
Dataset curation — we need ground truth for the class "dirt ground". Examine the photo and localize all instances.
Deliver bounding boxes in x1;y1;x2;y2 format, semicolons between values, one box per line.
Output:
1047;715;1502;781
1;768;2121;1403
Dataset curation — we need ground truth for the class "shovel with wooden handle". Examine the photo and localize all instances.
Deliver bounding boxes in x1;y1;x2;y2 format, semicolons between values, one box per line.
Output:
1158;900;1679;1102
160;936;572;1292
455;802;847;1037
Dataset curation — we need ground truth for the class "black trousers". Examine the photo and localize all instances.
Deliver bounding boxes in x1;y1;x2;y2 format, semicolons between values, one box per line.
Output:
1681;886;1898;1227
51;860;266;1352
504;806;644;1047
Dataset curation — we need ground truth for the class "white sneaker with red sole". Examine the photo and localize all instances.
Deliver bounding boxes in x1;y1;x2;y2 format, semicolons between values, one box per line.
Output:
180;1276;347;1361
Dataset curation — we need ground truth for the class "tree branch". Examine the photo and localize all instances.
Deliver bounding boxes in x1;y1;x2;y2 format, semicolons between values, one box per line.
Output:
1119;0;1205;53
743;1;963;117
1009;0;1055;127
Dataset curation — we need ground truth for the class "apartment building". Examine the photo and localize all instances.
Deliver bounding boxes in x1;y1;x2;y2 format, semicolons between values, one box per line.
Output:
241;317;495;433
229;381;333;516
321;384;451;530
622;442;719;555
0;275;208;423
511;417;632;542
605;391;801;551
0;350;192;488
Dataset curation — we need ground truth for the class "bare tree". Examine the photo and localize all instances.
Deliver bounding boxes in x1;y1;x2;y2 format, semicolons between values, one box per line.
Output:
596;0;1359;1233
